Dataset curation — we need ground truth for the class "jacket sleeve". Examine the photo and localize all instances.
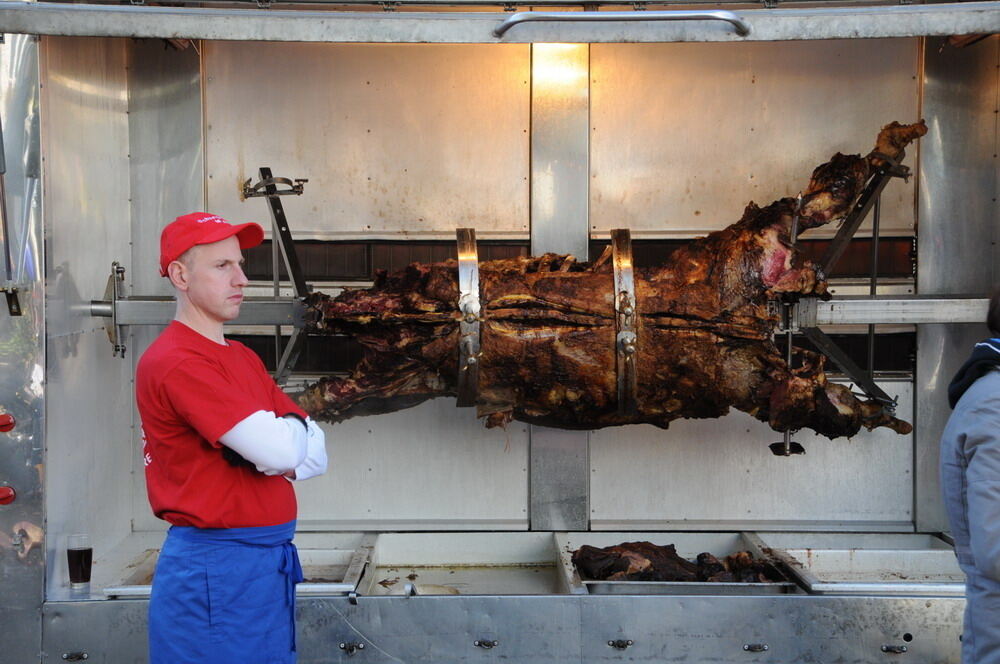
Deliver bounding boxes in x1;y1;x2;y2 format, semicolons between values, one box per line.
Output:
965;387;1000;581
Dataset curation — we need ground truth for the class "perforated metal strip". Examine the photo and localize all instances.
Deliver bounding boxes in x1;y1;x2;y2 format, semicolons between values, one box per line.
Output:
611;229;638;416
456;228;481;407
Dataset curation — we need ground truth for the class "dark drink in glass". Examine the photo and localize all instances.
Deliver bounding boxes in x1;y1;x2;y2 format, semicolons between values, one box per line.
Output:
67;534;92;590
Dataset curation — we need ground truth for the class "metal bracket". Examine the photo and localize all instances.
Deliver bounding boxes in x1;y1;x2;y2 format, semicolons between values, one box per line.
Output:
456;228;481;407
1;286;20;316
96;262;128;358
241;176;306;198
611;229;638;416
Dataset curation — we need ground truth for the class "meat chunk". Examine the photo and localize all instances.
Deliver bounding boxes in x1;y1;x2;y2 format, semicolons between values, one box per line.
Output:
298;121;926;439
571;542;784;583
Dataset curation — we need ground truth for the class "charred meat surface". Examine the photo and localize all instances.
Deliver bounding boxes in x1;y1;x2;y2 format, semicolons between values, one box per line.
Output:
299;122;926;439
571;542;784;583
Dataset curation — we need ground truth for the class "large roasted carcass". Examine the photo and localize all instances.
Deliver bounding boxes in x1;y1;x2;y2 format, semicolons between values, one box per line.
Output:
298;122;925;439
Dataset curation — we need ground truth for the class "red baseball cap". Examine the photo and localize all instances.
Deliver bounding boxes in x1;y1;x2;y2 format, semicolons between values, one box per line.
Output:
159;212;264;277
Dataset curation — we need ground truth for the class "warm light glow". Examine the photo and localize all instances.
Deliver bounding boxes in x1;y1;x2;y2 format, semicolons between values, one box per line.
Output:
532;43;588;90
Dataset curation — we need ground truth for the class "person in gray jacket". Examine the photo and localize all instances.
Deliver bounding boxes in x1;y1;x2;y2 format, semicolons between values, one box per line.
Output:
941;289;1000;664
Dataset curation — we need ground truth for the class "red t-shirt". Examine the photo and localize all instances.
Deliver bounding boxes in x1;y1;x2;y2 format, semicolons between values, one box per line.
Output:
136;321;307;528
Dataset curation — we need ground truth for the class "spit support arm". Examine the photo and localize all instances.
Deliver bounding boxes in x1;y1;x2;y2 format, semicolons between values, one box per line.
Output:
769;149;909;444
244;167;310;384
90;168;312;371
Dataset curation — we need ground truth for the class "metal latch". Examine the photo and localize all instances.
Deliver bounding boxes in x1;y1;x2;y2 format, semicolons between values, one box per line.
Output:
339;642;365;655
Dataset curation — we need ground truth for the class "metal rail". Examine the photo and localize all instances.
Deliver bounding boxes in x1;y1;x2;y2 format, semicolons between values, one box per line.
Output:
0;1;997;43
493;10;751;38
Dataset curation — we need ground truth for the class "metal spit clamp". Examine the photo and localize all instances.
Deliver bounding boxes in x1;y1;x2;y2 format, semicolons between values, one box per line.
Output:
612;229;638;416
94;262;128;358
456;228;481;407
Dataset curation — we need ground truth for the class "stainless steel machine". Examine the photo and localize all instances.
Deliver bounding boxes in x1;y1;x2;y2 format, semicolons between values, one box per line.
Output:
0;1;997;661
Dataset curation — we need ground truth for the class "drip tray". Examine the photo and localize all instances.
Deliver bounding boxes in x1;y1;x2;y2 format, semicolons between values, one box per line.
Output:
103;534;368;598
558;532;799;596
361;532;564;596
756;532;965;596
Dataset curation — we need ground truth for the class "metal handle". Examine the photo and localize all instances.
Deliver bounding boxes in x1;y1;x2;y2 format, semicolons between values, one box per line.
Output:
744;643;770;652
882;644;908;654
494;10;751;38
474;640;499;649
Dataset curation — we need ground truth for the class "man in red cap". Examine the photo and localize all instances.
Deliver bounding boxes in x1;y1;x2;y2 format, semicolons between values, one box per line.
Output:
136;212;327;664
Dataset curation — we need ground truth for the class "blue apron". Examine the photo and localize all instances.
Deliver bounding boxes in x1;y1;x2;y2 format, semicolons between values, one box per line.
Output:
149;520;303;664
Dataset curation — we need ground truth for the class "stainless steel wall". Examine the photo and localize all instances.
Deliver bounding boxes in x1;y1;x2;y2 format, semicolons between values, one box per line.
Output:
589;39;921;239
202;42;531;241
915;35;1000;532
39;36;134;598
0;32;44;664
124;37;203;535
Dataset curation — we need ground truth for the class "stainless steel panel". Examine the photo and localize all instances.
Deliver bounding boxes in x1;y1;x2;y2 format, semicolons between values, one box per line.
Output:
529;44;590;532
0;33;43;664
0;2;998;44
577;595;960;662
915;36;999;533
591;380;914;529
126;37;203;299
40;36;131;339
45;330;133;600
531;43;589;259
203;42;530;240
590;39;919;239
39;37;135;602
44;594;963;663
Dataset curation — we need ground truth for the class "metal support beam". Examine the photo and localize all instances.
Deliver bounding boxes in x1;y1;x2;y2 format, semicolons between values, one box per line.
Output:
91;297;304;327
0;1;997;43
529;43;590;532
796;296;989;327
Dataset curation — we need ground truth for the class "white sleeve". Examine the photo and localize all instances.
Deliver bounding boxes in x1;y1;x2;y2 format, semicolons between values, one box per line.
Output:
218;410;308;475
290;419;328;482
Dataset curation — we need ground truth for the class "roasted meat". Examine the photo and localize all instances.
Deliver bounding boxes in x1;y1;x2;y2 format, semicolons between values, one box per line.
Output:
571;542;783;583
298;122;925;439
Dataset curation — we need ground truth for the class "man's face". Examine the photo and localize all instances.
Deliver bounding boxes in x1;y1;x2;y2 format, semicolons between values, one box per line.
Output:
173;235;249;323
